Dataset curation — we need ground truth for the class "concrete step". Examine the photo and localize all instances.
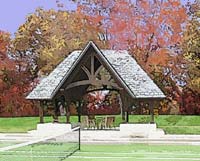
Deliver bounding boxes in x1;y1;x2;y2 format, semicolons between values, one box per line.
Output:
0;133;40;142
27;123;72;137
0;137;38;142
161;135;200;139
148;128;165;138
81;134;200;145
1;123;200;146
81;140;200;145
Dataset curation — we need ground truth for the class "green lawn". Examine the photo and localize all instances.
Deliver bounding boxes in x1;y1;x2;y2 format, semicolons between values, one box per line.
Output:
72;144;200;161
0;144;200;161
0;116;76;133
0;115;200;134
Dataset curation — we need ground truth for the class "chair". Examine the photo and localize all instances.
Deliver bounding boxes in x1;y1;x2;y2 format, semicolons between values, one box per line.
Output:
81;115;96;129
88;115;96;129
81;116;89;129
99;117;107;129
95;116;103;129
106;116;115;129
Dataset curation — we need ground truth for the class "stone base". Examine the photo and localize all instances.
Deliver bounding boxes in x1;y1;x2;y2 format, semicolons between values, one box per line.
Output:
119;123;164;138
28;123;72;137
28;123;164;139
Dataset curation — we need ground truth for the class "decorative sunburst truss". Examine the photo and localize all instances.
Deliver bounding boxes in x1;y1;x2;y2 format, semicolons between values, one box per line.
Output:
65;54;122;92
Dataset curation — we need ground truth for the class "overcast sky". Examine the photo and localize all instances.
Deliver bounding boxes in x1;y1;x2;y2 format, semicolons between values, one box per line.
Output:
0;0;191;36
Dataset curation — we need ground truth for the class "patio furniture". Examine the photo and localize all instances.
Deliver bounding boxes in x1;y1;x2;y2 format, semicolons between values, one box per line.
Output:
106;116;115;128
99;117;107;129
95;116;115;129
88;115;96;129
81;116;88;129
95;116;108;129
95;116;103;129
81;115;96;129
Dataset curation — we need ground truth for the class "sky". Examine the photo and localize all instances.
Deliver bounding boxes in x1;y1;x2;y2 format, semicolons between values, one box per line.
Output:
0;0;76;35
0;0;192;36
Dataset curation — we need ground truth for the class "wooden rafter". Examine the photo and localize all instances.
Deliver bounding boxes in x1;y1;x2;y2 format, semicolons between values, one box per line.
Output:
81;66;90;79
95;65;103;77
65;55;122;91
91;55;94;76
65;79;122;90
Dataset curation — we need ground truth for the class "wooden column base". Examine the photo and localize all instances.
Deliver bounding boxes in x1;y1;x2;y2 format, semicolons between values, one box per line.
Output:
126;111;129;123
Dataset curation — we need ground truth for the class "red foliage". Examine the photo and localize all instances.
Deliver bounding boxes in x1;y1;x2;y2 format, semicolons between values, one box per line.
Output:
0;31;37;117
78;0;187;51
179;88;200;115
72;0;199;115
82;91;121;115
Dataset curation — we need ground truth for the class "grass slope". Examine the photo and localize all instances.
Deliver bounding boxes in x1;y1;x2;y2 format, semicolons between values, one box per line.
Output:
0;115;200;134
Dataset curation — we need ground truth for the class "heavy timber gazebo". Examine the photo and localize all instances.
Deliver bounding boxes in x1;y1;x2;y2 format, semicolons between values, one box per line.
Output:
27;41;165;124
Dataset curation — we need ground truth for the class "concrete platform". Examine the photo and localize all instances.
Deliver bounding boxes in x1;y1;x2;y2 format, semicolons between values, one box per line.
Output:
0;123;200;145
119;123;165;138
80;130;200;145
28;123;72;137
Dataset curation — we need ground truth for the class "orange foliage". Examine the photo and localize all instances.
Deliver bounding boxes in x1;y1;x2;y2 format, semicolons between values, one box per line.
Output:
0;31;37;117
148;48;171;67
74;0;200;115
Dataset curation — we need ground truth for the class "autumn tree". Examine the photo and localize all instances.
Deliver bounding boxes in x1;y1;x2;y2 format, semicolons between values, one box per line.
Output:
0;31;15;114
180;1;200;114
12;8;107;76
72;0;188;114
75;0;187;79
0;31;35;116
182;1;200;93
0;31;14;93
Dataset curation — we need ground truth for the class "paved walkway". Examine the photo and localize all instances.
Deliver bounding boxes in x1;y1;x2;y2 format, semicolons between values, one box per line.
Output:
81;130;200;145
1;130;200;145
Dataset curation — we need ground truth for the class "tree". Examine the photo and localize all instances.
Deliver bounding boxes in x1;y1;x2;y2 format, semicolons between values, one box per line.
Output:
74;0;187;81
182;1;200;93
0;31;36;116
9;8;108;117
12;8;107;75
179;87;200;114
178;1;200;114
73;0;188;114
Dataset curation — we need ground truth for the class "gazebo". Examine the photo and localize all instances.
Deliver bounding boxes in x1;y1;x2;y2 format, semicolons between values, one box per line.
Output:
27;41;165;124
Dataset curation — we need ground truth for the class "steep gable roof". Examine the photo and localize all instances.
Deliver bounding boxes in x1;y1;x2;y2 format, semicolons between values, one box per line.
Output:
102;50;165;98
27;41;165;100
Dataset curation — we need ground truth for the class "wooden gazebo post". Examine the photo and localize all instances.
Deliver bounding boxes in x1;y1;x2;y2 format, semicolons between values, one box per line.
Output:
125;97;129;123
39;101;44;123
78;101;81;123
149;101;155;123
126;110;129;123
53;99;60;123
119;91;124;122
119;90;129;123
65;99;70;123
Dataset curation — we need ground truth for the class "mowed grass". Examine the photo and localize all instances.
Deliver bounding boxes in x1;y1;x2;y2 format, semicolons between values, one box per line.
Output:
0;144;200;161
128;115;200;135
0;142;79;161
0;115;200;134
71;144;200;161
0;116;77;133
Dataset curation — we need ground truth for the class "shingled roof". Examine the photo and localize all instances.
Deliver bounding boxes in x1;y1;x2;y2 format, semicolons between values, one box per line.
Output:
27;41;165;100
